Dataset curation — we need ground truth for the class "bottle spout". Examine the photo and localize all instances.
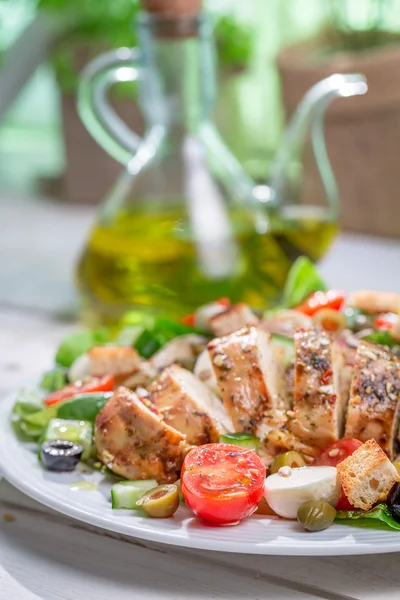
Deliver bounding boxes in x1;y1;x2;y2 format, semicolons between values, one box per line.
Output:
328;73;368;98
268;73;368;215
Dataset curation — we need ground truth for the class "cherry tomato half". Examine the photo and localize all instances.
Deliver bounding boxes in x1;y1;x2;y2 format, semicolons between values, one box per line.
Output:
44;375;114;406
312;438;363;510
181;444;266;525
296;290;346;317
181;298;231;328
375;314;398;332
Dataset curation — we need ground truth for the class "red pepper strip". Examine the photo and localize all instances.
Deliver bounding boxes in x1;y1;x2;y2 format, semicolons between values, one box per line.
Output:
375;315;397;332
295;290;346;317
180;297;231;327
44;375;114;406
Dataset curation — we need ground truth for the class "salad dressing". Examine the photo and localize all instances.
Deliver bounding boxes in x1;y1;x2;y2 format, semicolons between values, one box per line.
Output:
69;481;98;492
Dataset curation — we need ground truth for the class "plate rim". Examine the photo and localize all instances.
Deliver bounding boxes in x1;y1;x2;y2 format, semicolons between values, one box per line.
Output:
2;380;400;556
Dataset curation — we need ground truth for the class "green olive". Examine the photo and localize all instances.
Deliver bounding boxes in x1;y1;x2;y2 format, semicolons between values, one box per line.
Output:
137;484;179;518
297;500;336;532
312;309;346;334
270;451;306;474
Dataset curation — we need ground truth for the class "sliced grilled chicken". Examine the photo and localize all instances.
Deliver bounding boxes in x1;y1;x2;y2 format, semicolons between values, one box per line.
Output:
333;333;358;412
345;342;400;458
89;346;142;378
260;310;312;338
208;326;287;438
149;365;233;445
87;345;156;388
150;335;207;372
121;361;158;389
289;328;346;449
209;303;259;337
349;290;400;314
193;349;221;397
95;386;187;483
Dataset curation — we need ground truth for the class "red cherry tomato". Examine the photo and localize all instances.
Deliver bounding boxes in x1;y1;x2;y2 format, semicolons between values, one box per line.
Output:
180;313;196;327
375;314;398;332
296;290;346;317
216;297;231;308
312;438;363;510
181;444;266;525
181;298;231;328
44;375;114;406
336;490;355;511
312;438;363;467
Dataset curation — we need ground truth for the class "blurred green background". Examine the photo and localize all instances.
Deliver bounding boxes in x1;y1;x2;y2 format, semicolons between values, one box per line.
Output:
2;0;400;206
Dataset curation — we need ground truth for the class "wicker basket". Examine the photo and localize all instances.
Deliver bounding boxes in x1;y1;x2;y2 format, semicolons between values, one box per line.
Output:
277;40;400;237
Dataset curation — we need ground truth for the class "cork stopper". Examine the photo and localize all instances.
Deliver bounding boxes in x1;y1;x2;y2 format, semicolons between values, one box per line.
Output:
141;0;202;16
140;0;202;38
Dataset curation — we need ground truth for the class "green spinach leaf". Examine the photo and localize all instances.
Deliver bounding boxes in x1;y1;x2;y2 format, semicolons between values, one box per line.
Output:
134;317;198;359
282;257;327;308
55;329;109;367
40;368;68;392
336;504;400;531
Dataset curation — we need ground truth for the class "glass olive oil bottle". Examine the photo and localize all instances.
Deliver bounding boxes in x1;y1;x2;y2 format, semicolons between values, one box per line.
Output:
75;11;361;328
77;202;337;327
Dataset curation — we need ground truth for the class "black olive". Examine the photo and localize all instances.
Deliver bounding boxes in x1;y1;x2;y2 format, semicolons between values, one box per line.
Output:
41;440;83;472
387;482;400;522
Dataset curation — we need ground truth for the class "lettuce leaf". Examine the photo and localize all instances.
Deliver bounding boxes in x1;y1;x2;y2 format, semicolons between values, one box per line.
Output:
11;389;45;440
335;504;400;531
134;317;199;359
40;368;68;392
282;257;327;308
55;329;110;368
362;331;400;357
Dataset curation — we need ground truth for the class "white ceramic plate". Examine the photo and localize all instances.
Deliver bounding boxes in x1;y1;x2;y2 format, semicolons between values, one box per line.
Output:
2;384;400;556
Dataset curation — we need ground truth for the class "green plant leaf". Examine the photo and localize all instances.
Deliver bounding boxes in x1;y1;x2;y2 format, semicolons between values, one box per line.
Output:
363;331;397;347
134;317;198;359
282;257;327;308
40;368;68;392
336;504;400;531
55;329;110;368
57;392;112;422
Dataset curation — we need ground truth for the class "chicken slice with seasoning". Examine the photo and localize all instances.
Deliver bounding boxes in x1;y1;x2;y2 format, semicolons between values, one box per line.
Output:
289;328;346;449
209;303;259;337
71;345;157;389
208;326;287;438
149;365;233;445
95;386;188;483
333;332;358;412
345;342;400;459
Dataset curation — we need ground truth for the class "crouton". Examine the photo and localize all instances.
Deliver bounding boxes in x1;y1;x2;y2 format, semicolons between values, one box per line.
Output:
337;439;399;511
209;303;259;337
348;291;400;314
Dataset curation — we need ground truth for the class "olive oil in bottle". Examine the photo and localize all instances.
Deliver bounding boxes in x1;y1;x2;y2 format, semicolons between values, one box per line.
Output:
77;204;337;328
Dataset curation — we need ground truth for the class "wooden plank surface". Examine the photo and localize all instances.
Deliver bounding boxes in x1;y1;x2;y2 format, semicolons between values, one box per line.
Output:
2;196;400;599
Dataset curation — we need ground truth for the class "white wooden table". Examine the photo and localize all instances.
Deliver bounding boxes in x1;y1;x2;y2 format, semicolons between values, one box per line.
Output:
2;196;400;600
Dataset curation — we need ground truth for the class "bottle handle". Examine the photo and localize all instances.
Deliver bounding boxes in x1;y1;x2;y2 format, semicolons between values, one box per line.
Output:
77;47;143;165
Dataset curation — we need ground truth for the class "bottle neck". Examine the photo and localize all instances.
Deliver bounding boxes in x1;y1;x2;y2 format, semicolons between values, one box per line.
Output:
137;14;215;131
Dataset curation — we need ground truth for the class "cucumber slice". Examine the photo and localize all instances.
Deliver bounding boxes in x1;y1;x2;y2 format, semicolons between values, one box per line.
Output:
219;432;260;451
41;419;93;461
111;480;158;509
